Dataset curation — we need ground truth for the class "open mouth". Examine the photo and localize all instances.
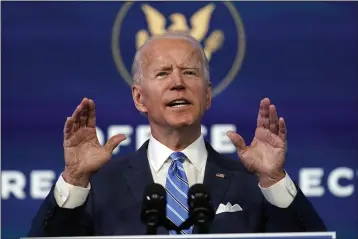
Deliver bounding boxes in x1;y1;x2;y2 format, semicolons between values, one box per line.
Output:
167;99;191;108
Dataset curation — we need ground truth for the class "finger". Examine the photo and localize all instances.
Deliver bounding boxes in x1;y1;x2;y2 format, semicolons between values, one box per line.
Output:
79;98;90;128
79;108;88;128
257;98;270;128
71;98;89;128
226;131;247;154
269;105;279;135
257;100;263;127
71;105;82;132
103;134;127;153
64;117;74;140
86;99;96;128
278;117;287;141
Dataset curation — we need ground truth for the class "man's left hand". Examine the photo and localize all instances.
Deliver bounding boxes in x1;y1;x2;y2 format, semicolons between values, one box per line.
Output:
227;97;287;188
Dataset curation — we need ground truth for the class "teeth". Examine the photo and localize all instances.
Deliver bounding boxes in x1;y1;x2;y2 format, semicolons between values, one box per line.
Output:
169;99;190;107
173;100;186;104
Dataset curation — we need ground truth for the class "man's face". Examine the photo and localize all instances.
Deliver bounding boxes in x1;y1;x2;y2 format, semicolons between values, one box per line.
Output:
132;38;211;129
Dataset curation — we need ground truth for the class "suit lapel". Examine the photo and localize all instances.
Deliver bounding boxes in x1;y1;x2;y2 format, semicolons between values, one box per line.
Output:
120;140;171;234
203;142;232;217
191;142;232;234
121;140;169;234
121;140;154;203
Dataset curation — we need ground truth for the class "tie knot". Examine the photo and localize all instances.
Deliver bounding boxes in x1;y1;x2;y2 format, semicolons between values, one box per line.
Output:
169;152;186;163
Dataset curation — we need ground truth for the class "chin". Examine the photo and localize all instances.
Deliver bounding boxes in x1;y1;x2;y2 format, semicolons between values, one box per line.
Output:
166;115;198;129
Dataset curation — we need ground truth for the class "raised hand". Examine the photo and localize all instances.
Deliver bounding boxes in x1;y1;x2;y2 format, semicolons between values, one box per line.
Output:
62;98;126;187
227;98;287;188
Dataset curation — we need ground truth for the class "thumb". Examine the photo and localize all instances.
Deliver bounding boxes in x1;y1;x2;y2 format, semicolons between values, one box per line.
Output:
103;134;127;153
226;131;247;154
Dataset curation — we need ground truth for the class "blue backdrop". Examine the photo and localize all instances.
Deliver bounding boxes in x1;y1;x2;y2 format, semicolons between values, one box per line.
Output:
1;1;357;239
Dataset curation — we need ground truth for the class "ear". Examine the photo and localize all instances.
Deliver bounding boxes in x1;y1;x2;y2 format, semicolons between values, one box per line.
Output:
132;84;148;114
205;82;212;110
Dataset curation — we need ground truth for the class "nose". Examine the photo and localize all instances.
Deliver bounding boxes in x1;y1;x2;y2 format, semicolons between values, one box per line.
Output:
170;69;185;91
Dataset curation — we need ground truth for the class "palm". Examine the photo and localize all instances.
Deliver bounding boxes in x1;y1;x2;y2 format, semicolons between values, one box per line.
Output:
240;128;286;174
227;98;287;179
63;98;126;182
64;127;111;174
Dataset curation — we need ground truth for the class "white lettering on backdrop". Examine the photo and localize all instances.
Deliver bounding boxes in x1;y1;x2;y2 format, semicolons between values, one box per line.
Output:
2;125;356;200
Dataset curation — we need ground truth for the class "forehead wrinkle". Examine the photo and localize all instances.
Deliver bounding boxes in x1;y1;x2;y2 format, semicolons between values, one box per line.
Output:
141;38;204;75
178;49;202;68
146;55;173;74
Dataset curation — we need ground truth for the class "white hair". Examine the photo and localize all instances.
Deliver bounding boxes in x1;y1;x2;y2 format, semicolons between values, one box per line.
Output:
131;31;211;85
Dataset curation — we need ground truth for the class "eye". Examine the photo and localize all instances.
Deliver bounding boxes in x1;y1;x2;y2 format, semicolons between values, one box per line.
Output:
183;70;197;76
156;71;168;78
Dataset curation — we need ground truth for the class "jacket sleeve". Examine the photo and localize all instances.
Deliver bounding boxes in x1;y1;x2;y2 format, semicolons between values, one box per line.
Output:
27;186;94;237
263;183;327;232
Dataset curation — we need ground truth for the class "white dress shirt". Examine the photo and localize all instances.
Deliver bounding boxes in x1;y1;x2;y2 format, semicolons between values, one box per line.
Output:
54;134;297;209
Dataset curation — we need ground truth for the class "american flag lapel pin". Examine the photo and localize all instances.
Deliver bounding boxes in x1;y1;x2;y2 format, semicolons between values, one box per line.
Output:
216;173;225;178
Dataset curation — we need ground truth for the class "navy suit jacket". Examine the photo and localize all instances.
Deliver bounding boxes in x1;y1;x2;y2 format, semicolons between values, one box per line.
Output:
28;140;326;236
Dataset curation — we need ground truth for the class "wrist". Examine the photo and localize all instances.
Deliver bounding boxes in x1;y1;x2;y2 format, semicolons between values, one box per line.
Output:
258;170;285;188
62;169;90;188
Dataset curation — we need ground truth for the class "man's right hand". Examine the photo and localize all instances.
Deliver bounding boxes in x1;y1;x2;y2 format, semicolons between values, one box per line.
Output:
62;97;126;187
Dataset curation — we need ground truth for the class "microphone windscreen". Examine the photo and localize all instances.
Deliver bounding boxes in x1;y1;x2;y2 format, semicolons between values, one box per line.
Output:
187;184;215;222
188;184;211;201
143;183;166;201
141;183;166;225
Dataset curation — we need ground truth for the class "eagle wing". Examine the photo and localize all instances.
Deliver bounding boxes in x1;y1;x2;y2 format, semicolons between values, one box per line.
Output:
190;3;216;41
141;4;167;35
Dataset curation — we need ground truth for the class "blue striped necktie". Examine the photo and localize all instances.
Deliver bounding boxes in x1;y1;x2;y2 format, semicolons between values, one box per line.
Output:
165;152;192;234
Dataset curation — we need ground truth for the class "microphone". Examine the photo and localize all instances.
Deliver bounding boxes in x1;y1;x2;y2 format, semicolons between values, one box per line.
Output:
178;184;215;234
140;183;179;234
140;183;166;234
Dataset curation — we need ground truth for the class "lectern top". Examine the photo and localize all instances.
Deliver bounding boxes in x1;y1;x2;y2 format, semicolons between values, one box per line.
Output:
23;231;336;239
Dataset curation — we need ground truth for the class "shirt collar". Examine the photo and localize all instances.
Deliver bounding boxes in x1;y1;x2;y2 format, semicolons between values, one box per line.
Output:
147;134;207;173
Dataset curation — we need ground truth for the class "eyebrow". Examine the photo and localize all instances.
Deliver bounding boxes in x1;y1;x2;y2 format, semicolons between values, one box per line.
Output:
152;65;173;72
151;65;199;72
180;66;199;70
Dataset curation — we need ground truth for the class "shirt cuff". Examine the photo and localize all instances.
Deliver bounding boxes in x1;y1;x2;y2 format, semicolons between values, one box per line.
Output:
258;171;297;208
54;174;91;209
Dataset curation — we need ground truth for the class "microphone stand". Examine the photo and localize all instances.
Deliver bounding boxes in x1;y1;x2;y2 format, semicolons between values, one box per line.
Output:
145;214;160;235
145;217;181;235
146;225;157;235
196;222;211;234
195;211;212;234
177;212;212;234
142;209;182;235
163;218;182;234
177;216;194;233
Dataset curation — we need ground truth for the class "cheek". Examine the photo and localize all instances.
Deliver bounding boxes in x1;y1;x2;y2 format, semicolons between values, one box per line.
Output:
194;86;209;104
143;88;165;110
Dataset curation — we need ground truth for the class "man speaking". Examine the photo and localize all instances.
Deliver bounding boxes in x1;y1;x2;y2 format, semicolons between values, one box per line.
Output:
28;32;326;236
